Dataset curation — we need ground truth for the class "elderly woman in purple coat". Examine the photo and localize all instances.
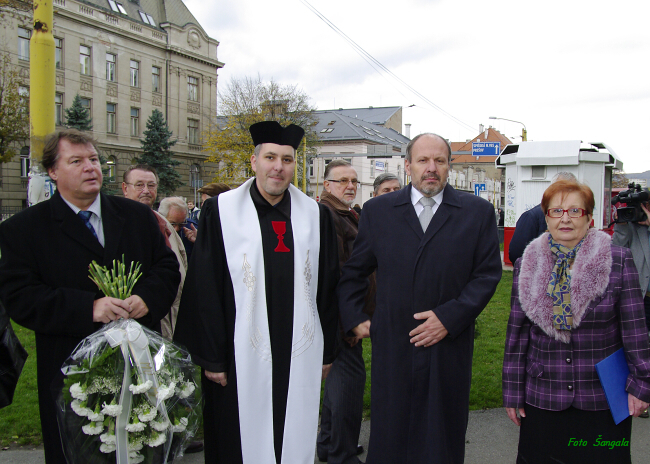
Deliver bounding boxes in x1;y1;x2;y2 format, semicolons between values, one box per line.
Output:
503;179;650;464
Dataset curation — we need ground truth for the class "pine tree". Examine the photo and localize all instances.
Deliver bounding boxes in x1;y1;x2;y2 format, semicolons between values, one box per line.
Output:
64;94;93;131
135;109;182;197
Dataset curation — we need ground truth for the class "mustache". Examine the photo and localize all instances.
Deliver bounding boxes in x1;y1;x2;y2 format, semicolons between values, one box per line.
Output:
422;174;440;181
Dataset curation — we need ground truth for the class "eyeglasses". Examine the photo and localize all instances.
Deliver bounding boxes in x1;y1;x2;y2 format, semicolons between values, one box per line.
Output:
546;208;588;218
326;178;360;187
125;182;158;191
169;221;187;229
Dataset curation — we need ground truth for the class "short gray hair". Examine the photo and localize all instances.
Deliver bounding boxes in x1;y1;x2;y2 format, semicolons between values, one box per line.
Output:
323;159;352;180
158;196;188;218
405;133;452;163
373;172;402;194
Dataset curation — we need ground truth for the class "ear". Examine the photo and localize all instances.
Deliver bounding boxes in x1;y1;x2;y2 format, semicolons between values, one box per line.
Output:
48;167;57;182
121;182;128;196
250;155;257;174
404;158;411;177
323;180;332;193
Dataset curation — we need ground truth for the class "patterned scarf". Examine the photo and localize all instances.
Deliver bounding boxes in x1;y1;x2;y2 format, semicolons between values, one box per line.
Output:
547;235;585;331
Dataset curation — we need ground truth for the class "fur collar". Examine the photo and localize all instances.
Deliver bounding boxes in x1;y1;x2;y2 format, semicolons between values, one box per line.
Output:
517;228;612;343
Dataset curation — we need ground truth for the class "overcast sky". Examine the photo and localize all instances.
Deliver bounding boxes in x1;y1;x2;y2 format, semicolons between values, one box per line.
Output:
184;0;649;174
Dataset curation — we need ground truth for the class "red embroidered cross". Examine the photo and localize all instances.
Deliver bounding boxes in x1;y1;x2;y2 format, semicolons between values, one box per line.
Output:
272;221;290;252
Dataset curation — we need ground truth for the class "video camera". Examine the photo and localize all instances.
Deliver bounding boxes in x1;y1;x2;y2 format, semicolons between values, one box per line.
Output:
611;183;650;223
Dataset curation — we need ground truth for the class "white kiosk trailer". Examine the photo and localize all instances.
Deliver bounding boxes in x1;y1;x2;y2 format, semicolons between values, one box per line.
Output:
495;140;623;264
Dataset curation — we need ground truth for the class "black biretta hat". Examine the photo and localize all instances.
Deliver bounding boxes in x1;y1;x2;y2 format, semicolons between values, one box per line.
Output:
249;121;305;149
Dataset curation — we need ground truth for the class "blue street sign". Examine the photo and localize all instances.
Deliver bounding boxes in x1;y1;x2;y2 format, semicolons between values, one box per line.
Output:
474;183;486;196
472;142;501;156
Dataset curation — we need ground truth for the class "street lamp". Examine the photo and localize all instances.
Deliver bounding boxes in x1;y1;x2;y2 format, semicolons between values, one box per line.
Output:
489;116;527;141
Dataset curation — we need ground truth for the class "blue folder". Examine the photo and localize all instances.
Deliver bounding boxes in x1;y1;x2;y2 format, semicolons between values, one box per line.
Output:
595;348;630;425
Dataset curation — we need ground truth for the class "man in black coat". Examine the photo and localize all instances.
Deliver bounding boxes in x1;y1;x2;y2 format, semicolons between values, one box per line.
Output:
338;133;502;464
0;129;180;463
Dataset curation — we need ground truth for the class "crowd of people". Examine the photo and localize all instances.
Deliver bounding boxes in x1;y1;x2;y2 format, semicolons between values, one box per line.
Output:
0;122;649;464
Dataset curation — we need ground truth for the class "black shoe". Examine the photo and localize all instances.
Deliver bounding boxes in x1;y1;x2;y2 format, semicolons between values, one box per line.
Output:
356;444;364;455
641;409;649;418
185;441;204;453
318;445;363;462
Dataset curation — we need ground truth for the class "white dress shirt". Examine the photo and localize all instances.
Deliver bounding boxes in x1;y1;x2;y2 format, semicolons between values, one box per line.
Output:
61;194;105;246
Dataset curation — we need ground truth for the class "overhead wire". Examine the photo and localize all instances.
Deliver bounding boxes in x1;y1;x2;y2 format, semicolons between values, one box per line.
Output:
297;0;477;134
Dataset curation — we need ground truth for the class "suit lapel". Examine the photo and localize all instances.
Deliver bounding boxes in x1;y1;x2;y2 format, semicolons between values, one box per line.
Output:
51;192;104;257
395;185;424;239
101;194;125;263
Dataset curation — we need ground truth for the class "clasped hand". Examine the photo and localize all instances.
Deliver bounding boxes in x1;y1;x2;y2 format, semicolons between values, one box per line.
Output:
92;295;149;323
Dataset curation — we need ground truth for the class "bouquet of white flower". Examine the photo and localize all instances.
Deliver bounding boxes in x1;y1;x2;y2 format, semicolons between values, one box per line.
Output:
56;256;201;464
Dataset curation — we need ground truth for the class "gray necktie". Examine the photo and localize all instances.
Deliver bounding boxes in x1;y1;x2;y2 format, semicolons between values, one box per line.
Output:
418;197;435;232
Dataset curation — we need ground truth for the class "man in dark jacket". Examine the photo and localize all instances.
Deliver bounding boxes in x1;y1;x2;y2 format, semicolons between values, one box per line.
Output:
0;129;180;463
318;159;375;464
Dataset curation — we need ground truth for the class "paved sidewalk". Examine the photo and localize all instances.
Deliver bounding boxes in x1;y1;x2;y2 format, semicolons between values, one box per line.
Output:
3;408;650;463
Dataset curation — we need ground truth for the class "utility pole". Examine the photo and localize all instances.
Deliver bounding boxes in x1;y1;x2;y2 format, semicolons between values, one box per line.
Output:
27;0;56;205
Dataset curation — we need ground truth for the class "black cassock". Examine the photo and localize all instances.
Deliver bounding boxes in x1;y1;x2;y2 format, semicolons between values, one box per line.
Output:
174;182;339;463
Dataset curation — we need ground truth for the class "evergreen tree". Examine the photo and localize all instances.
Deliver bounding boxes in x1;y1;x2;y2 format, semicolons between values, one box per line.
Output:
65;94;93;131
135;109;181;197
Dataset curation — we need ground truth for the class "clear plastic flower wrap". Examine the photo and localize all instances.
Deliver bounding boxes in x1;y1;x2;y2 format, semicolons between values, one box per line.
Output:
56;319;201;464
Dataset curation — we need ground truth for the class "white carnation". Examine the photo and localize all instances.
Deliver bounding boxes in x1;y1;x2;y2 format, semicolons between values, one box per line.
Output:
128;440;144;452
129;380;153;394
71;400;92;417
87;410;104;422
99;443;116;454
137;408;157;423
69;382;87;401
147;431;167;448
177;381;195;399
101;401;122;417
125;421;146;433
150;418;170;432
82;421;104;435
129;452;144;463
156;382;176;402
100;432;116;445
171;417;188;433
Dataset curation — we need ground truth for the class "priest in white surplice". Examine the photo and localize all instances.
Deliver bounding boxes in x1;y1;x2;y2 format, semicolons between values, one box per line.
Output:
174;121;339;464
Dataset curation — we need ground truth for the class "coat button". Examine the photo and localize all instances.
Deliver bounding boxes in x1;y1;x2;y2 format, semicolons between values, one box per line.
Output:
567;385;573;391
566;358;572;364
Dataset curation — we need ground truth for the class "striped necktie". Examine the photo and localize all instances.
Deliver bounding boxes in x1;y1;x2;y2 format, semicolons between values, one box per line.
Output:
78;210;98;240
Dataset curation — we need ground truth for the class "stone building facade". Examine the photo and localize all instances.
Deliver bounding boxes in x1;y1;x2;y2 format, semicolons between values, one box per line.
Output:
0;0;223;211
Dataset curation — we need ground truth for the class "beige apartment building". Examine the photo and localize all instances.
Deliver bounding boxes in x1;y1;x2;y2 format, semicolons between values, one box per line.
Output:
0;0;223;211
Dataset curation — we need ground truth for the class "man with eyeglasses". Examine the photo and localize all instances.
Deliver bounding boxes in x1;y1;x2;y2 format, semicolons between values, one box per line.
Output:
0;130;180;463
122;168;203;453
174;121;340;464
318;159;373;464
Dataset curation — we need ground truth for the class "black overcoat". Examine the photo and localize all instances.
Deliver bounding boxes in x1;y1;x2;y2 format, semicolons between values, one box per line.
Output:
0;191;180;463
338;184;502;464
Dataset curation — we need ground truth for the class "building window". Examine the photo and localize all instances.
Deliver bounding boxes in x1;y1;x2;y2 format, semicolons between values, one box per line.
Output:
18;27;30;61
20;156;30;177
106;53;116;82
187;76;198;102
108;0;127;14
531;166;546;179
106;156;116;181
79;97;91;115
152;66;161;93
139;11;156;26
187;119;199;145
55;38;63;69
370;160;375;178
130;108;139;137
189;164;202;189
106;103;116;134
130;60;139;87
80;45;91;75
309;158;314;177
55;93;63;126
